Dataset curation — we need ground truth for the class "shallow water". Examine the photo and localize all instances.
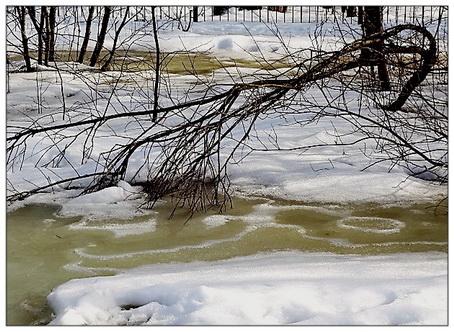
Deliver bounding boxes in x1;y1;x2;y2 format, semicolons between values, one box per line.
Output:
6;197;447;325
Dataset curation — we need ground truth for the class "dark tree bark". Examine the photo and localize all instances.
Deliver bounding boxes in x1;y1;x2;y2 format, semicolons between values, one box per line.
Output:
151;6;160;122
193;6;198;22
89;6;112;67
48;6;56;62
42;6;50;66
27;6;45;65
17;7;32;72
357;6;364;25
101;7;130;71
78;6;95;64
361;6;390;90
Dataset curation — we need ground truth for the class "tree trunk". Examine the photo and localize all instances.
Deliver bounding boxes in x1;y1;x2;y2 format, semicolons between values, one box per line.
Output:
48;6;56;62
17;7;32;72
193;6;198;22
42;6;50;66
361;6;390;90
101;7;130;71
78;6;95;64
151;6;160;122
89;6;111;67
27;6;45;65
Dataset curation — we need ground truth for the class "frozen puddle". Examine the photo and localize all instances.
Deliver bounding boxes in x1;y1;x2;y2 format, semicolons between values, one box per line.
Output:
6;197;447;325
48;251;447;325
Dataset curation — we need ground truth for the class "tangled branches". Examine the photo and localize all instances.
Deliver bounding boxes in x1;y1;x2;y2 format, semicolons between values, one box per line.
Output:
6;23;446;213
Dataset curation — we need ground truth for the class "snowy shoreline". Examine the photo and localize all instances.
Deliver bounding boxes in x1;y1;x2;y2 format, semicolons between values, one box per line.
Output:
47;251;447;325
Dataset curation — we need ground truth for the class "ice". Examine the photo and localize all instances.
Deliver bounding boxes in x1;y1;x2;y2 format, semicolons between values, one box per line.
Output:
337;216;406;234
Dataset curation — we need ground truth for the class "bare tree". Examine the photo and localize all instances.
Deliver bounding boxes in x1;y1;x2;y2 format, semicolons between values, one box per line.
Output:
89;6;112;67
101;7;131;71
47;6;56;62
361;6;390;90
78;6;95;64
16;6;32;72
151;6;160;121
6;7;447;214
27;6;46;65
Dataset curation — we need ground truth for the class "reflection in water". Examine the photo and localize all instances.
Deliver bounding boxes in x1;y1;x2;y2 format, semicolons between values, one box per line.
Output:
6;197;447;325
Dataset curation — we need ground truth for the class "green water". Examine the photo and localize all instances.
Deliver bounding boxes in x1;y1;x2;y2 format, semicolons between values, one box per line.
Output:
6;197;447;325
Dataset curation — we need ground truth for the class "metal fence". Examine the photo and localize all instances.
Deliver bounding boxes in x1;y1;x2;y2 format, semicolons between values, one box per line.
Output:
124;6;446;26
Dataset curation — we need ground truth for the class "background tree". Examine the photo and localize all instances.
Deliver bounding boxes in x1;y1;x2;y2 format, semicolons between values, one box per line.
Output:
89;6;112;67
47;6;56;62
101;7;131;71
16;6;32;72
360;6;390;90
27;6;46;65
78;6;95;64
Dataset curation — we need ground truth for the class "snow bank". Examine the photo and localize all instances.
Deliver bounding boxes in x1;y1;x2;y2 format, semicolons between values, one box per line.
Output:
58;181;149;220
47;251;447;325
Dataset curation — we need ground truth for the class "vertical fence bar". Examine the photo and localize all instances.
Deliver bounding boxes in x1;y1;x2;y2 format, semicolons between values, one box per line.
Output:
292;6;294;23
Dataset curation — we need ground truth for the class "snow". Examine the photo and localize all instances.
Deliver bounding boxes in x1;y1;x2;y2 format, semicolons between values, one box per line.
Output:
47;251;447;325
58;183;149;220
6;7;447;211
5;7;448;327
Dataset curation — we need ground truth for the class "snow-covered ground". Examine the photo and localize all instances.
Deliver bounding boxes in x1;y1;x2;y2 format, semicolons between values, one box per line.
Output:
47;251;447;325
6;8;448;326
6;8;447;209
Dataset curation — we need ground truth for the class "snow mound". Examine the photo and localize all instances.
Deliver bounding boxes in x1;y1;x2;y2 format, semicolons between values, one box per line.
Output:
216;37;233;50
58;182;147;220
47;252;447;325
